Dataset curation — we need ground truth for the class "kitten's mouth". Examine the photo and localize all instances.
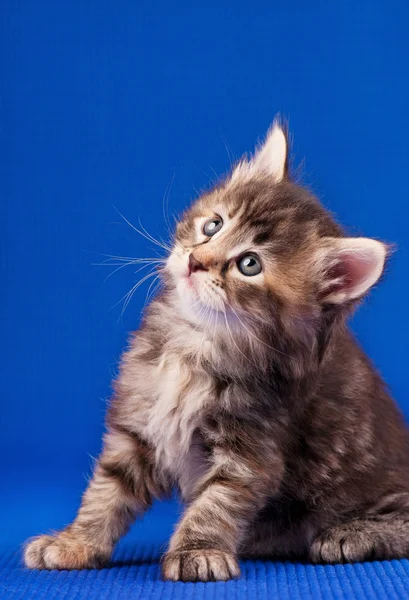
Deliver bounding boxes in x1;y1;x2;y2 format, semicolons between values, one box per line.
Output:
176;271;221;310
176;273;198;300
182;273;196;291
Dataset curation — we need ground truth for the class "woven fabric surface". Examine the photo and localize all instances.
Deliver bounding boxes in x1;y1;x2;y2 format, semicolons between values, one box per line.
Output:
2;478;409;600
0;482;409;600
2;544;409;600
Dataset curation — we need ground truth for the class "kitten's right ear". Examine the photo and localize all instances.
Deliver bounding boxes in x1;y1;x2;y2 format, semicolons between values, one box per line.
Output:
314;237;388;304
231;118;289;183
250;119;288;182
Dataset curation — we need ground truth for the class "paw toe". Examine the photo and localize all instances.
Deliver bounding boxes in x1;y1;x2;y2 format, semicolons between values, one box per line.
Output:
24;536;56;569
162;549;240;582
24;533;108;570
310;527;377;564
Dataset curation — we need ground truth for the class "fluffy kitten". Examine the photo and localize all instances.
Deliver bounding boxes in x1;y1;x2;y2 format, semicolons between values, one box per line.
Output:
25;121;409;582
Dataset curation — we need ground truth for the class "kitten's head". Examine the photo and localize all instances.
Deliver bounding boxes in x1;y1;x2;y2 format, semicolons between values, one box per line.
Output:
165;120;387;359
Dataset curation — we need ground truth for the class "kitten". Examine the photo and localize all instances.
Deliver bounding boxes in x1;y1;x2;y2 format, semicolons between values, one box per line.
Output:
25;120;409;582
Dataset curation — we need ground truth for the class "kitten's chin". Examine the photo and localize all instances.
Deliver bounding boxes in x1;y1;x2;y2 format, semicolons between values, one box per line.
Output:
175;278;202;322
175;278;223;329
176;276;197;302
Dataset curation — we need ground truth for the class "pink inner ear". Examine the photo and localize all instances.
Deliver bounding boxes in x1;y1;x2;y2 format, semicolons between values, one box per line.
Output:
321;261;350;299
323;250;377;300
342;252;374;290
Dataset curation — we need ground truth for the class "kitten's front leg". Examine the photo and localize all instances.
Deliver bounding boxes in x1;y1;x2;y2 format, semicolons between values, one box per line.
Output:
162;439;283;582
24;427;167;570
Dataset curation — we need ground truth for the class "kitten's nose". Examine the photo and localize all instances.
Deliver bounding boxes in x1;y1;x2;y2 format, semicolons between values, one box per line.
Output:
188;253;208;275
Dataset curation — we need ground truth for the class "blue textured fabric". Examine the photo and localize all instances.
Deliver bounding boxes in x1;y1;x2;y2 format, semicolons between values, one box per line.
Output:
3;541;409;599
2;477;409;600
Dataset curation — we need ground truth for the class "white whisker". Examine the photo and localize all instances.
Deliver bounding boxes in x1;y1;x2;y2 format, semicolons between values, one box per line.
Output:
162;172;175;237
97;253;166;263
113;207;171;253
111;269;158;319
93;256;164;283
137;217;172;253
103;261;143;282
143;274;162;309
222;306;261;371
229;305;291;358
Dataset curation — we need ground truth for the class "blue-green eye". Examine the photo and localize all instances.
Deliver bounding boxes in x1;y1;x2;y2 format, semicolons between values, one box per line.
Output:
237;254;262;276
203;216;223;236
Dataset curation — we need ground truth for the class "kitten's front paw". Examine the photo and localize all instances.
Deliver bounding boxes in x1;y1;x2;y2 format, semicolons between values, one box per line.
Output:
162;549;240;582
24;533;109;570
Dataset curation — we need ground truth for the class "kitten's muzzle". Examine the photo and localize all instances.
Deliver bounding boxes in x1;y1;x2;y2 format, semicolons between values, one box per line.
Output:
188;253;208;275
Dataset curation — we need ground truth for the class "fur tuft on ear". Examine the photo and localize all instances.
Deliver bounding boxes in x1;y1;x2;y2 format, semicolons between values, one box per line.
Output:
314;237;387;304
231;117;288;183
250;119;288;181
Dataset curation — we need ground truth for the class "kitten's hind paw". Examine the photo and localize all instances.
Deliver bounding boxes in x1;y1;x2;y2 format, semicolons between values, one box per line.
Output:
310;523;379;564
24;533;109;570
162;549;240;582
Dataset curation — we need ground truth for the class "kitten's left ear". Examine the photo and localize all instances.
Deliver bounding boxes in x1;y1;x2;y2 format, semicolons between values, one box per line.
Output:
314;237;388;304
250;119;289;182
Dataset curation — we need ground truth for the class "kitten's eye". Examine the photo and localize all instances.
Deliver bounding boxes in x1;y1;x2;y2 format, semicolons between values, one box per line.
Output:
203;216;223;237
237;254;262;276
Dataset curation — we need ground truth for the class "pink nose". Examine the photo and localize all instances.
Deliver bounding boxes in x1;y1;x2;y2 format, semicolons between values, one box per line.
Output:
188;253;208;275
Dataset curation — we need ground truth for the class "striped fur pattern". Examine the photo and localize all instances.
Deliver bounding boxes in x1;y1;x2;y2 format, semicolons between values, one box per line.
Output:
25;121;409;581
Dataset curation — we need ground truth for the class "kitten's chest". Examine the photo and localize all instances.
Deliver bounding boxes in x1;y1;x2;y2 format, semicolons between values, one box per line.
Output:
145;352;214;490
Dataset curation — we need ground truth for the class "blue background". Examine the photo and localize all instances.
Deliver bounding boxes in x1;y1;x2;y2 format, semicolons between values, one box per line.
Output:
1;2;409;598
